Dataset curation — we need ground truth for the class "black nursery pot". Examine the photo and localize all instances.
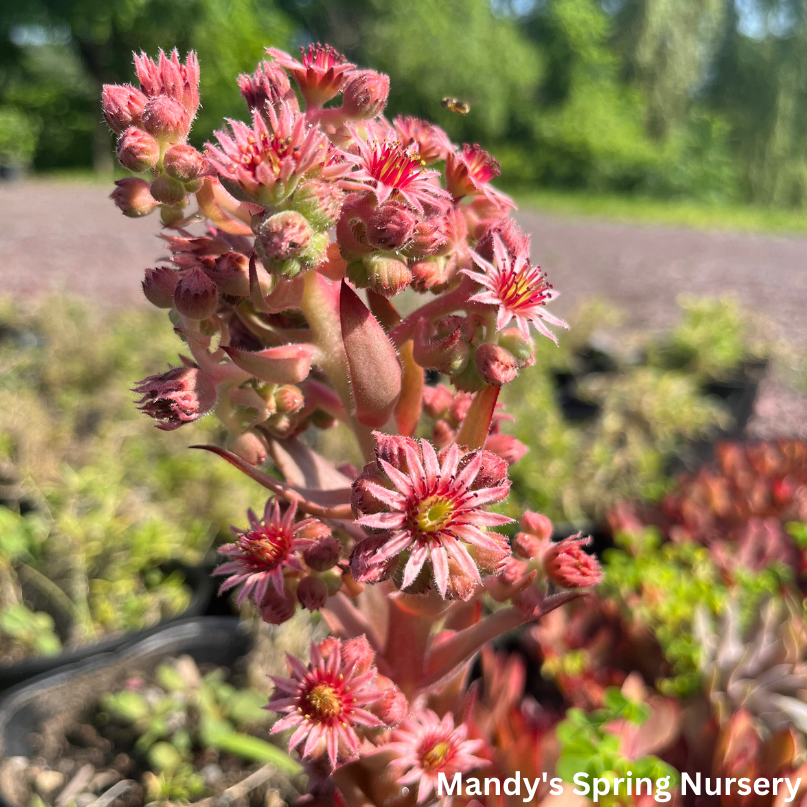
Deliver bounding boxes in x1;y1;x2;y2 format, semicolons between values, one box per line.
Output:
702;358;768;437
0;617;250;807
0;562;216;694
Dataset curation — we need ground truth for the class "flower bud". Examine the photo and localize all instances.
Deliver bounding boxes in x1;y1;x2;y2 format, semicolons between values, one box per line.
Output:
141;95;190;140
225;431;269;466
341;70;390;120
296;575;328;611
372;676;408;727
207;252;250;296
342;636;375;675
173;267;219;320
163;143;205;182
274;384;305;414
544;534;603;589
238;60;295;113
470;533;511;575
116;127;159;173
432;419;456;448
295;519;333;542
485;432;528;465
110;178;159;218
290;180;345;232
520;511;553;541
453;448;508;491
349;254;412;299
260;585;297;624
422;384;454;418
374;433;420;472
475;343;518;387
513;532;544;560
411;257;451;292
367;201;417;251
498;328;535;368
407;216;449;258
254;210;314;261
142;266;179;308
475;217;530;262
133;365;217;431
350;535;396;583
102;84;147;134
150;174;187;207
303;536;341;572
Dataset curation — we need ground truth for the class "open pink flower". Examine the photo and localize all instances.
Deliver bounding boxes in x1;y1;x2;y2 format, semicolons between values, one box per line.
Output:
464;234;567;343
341;123;452;214
446;144;514;210
206;103;343;205
386;709;487;804
267;44;355;107
354;439;512;597
214;498;318;605
268;638;386;769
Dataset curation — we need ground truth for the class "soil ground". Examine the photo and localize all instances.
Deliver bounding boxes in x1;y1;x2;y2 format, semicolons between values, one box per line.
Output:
2;180;805;436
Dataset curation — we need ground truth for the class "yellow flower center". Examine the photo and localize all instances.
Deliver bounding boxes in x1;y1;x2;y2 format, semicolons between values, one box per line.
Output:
306;683;343;719
422;740;451;771
415;496;455;534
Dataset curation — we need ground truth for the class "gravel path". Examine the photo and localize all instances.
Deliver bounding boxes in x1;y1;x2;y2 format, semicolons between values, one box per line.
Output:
3;181;805;436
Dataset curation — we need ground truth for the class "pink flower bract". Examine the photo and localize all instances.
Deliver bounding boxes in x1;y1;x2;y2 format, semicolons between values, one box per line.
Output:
355;439;513;597
268;638;386;769
464;234;568;343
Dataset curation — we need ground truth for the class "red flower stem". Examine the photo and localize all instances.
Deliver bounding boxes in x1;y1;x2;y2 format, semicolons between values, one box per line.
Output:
455;385;499;450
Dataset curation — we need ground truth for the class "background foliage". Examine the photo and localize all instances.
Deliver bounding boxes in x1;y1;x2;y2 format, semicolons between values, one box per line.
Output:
3;0;807;207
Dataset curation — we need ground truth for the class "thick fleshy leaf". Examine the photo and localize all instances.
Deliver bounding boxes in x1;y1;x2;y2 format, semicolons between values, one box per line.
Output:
266;436;353;490
191;444;353;518
221;343;314;384
455;385;500;450
395;340;423;437
339;281;402;428
196;177;253;236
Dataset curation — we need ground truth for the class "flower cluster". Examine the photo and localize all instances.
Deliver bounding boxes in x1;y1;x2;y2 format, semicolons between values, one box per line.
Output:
104;41;599;805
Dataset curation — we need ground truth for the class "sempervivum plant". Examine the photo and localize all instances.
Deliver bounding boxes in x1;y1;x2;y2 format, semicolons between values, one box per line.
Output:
101;44;603;803
612;440;807;582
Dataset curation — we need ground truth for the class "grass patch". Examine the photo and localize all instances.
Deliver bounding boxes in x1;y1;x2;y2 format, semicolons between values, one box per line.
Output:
512;187;807;236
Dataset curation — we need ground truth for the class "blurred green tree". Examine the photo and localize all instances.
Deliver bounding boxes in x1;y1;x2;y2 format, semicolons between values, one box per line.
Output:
0;0;292;170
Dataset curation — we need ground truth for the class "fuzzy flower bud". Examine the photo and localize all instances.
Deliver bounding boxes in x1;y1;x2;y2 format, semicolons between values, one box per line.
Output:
163;143;205;182
474;342;518;387
372;674;409;727
291;180;345;232
142;266;179;308
116;127;160;173
141;95;190;141
341;70;390;120
351;254;412;299
342;636;375;675
101;84;147;134
238;60;295;113
544;533;603;588
274;384;305;414
173;267;219;319
296;575;328;611
407;216;449;258
254;210;314;261
498;328;535;368
350;535;396;584
303;537;341;572
225;431;269;466
110;178;159;218
133;365;217;431
411;257;451;292
367;201;417;251
521;511;553;541
149;174;187;207
475;217;530;262
260;585;297;625
512;532;545;560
